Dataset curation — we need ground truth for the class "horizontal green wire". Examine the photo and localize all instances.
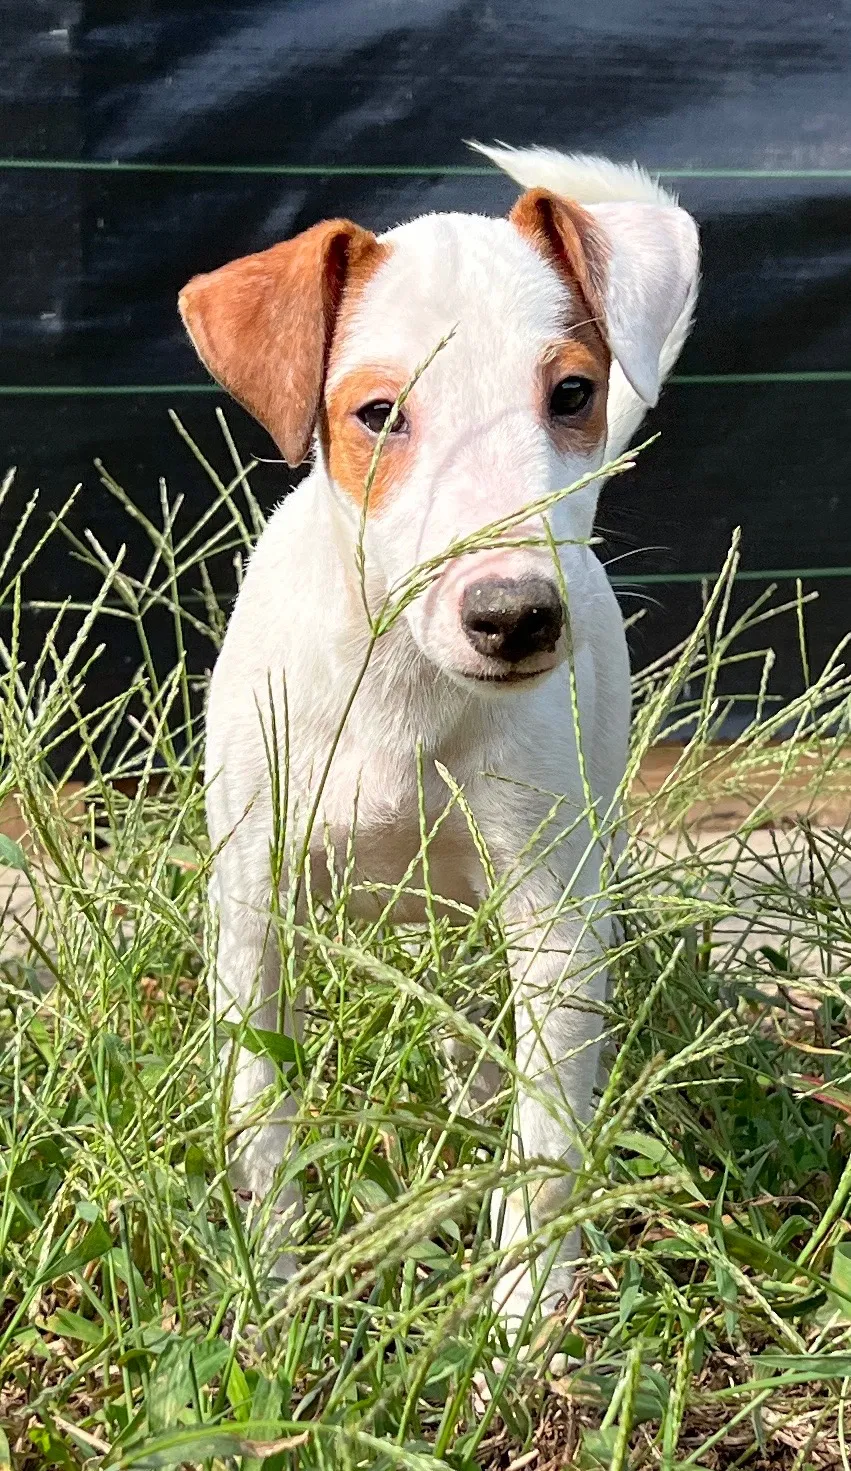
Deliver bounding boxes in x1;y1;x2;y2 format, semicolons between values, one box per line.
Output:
674;371;851;384
0;372;848;395
1;157;850;179
0;384;219;396
616;568;851;584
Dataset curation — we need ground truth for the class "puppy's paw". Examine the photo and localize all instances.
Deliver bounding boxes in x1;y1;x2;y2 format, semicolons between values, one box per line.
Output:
471;1334;577;1414
493;1257;575;1341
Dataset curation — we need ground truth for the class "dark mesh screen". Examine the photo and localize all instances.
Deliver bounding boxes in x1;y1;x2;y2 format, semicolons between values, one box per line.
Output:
3;1;850;736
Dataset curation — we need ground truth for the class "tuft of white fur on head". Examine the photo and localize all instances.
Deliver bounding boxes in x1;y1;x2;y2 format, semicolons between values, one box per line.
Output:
469;141;678;208
471;140;699;458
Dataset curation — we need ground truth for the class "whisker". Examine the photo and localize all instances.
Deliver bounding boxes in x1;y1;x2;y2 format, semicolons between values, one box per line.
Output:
602;544;670;571
612;589;665;612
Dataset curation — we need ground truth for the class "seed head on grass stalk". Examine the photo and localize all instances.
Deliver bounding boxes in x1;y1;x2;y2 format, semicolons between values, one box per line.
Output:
2;423;851;1466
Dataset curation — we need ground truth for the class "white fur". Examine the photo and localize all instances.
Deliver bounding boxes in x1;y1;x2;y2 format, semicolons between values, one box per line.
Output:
469;142;679;207
201;146;699;1329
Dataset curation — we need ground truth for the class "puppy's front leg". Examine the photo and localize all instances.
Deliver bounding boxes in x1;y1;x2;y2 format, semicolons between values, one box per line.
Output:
493;880;609;1331
212;874;303;1280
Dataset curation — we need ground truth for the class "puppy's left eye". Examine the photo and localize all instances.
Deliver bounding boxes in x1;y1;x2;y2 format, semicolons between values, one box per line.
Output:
356;400;407;435
549;377;594;418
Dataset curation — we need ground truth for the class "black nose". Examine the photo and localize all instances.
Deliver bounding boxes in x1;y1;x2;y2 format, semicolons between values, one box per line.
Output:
460;577;564;664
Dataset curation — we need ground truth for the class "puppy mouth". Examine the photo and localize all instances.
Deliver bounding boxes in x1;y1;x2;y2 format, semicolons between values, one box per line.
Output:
462;663;556;686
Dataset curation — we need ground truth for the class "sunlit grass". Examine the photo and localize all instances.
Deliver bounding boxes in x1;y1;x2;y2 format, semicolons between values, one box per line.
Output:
2;419;851;1468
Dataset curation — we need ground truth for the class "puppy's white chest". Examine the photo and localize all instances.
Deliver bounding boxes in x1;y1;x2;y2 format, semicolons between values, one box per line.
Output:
309;757;486;922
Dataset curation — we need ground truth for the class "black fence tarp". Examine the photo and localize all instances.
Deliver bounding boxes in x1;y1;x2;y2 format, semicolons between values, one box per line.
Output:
2;1;850;739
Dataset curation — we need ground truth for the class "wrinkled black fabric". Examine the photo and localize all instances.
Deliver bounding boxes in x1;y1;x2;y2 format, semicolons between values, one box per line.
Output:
2;0;850;742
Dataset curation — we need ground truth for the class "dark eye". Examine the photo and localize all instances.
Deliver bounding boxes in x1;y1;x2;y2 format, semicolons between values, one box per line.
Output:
356;400;406;435
549;376;594;418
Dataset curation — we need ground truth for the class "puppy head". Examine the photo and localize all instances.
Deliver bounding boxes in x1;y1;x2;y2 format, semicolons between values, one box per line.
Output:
179;189;698;689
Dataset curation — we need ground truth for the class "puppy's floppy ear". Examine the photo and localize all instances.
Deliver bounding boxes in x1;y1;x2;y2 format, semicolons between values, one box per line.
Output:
511;188;699;407
179;219;381;466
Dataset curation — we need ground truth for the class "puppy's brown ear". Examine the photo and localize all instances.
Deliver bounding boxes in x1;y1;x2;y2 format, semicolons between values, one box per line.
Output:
178;219;381;466
511;187;699;407
511;187;609;341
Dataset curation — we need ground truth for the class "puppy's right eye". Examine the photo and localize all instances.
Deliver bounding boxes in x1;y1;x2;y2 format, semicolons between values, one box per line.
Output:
356;400;406;435
549;376;594;418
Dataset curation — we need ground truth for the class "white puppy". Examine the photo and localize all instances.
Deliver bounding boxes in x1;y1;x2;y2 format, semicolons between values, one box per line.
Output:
179;144;699;1329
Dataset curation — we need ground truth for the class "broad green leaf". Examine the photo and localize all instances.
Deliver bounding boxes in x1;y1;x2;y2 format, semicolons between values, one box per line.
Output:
774;1288;827;1319
756;1351;851;1380
10;1326;50;1359
35;1136;66;1170
828;1242;851;1320
251;1372;287;1420
277;1136;351;1190
720;1226;798;1280
116;1422;310;1468
28;1425;74;1468
361;1151;401;1199
220;1021;303;1068
555;1365;668;1424
423;1339;469;1387
138;1061;167;1091
27;1015;55;1065
192;1338;232;1386
111;1248;152;1312
557;1331;586;1361
714;1258;738;1338
147;1338;231;1433
577;1425;617;1469
584;1222;614;1262
35;1221;114;1286
616;1130;707;1202
406;1238;454;1267
352;1178;391;1212
241;1374;286;1471
147;1346;192;1434
771;1214;813;1254
184;1145;209;1215
0;833;28;871
46;1308;106;1345
758;943;790;972
619;1256;643;1325
116;1421;442;1469
225;1358;252;1422
635;1365;670;1422
0;1425;11;1471
9;1159;49;1191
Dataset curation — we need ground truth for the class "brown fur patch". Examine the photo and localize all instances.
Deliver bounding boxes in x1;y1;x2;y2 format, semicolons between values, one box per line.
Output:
320;365;412;511
511;189;613;452
178;221;387;467
329;241;392;370
510;187;611;333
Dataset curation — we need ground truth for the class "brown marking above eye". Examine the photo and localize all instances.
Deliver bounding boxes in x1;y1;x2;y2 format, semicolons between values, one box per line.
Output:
541;331;610;453
320;366;412;510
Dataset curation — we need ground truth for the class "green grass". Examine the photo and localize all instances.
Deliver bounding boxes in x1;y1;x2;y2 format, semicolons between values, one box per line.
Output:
2;417;851;1469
